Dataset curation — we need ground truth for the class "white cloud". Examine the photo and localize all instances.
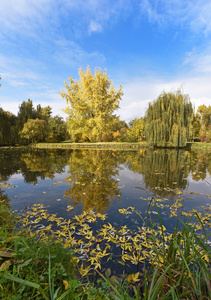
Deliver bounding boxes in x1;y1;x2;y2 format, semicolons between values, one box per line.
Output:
119;75;211;122
0;90;67;119
88;20;102;34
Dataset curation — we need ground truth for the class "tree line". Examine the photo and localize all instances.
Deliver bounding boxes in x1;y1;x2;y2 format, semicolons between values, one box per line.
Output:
0;99;69;145
0;67;210;147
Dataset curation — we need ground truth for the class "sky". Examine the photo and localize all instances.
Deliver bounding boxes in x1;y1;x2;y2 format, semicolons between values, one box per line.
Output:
0;0;211;123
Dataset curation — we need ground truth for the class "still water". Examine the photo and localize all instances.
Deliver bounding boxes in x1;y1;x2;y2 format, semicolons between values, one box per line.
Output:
0;148;210;233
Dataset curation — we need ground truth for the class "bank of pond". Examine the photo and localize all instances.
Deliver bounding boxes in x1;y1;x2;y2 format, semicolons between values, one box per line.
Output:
0;147;211;299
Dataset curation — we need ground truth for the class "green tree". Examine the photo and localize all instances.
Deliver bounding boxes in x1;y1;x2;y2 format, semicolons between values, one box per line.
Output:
61;66;123;142
17;99;36;131
191;113;201;141
46;116;69;142
0;108;17;146
36;104;52;121
145;89;193;147
19;118;47;144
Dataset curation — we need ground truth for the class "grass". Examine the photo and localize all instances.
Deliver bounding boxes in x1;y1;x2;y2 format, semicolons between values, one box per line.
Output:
187;142;211;152
0;199;211;299
32;141;211;153
33;141;148;150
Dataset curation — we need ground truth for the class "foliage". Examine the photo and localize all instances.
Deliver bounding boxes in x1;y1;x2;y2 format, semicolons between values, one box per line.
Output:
126;117;145;142
61;66;123;142
145;89;194;147
191;112;201;141
0;108;17;146
0;99;55;146
36;104;52;121
19;118;47;143
1;198;210;299
46;115;69;143
197;105;211;142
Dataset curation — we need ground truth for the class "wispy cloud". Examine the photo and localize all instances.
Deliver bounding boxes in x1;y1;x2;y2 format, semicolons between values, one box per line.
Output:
53;39;106;69
183;46;211;74
139;0;211;36
0;0;132;38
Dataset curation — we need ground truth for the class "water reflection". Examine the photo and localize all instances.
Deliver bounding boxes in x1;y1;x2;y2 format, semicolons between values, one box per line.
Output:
0;148;210;213
126;149;190;198
0;148;70;184
64;150;122;212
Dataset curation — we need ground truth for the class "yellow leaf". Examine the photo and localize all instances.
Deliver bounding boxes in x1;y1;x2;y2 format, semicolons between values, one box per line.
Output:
0;259;12;271
62;280;69;290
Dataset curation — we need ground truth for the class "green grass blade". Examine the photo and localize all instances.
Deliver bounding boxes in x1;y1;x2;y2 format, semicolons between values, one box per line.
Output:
147;264;173;300
3;274;48;300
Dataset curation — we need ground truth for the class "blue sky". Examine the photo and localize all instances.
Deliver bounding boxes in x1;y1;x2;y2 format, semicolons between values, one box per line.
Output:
0;0;211;122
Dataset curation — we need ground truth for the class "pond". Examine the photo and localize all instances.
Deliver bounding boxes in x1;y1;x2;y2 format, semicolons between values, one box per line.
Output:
0;148;211;276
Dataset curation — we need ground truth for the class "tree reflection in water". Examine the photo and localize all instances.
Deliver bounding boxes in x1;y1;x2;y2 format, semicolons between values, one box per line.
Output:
64;150;122;212
0;148;210;213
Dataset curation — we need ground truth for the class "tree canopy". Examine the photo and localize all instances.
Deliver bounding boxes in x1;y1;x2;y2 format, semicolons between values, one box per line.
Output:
19;118;47;144
145;89;194;148
60;66;123;142
196;105;211;142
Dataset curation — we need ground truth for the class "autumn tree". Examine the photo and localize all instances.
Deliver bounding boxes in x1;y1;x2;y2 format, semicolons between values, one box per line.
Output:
145;89;193;148
197;105;211;142
60;66;123;142
19;119;47;144
127;117;145;142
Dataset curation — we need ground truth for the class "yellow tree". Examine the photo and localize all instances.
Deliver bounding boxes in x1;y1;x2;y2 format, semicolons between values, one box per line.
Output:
60;66;123;142
197;105;211;142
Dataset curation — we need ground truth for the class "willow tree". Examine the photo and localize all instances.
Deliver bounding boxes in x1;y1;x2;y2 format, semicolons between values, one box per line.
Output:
145;89;193;147
60;66;123;142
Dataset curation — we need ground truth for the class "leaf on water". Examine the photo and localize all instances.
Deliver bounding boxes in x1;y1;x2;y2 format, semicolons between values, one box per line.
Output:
67;205;74;211
42;192;46;194
96;244;102;251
